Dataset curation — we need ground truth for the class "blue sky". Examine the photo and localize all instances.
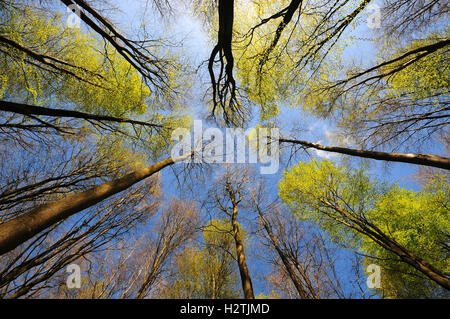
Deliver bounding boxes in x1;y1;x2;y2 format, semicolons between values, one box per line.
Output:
60;0;445;297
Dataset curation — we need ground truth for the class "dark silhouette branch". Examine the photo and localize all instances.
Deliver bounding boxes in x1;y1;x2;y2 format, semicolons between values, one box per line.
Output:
0;34;105;88
208;0;245;126
60;0;170;91
0;100;165;129
258;0;303;71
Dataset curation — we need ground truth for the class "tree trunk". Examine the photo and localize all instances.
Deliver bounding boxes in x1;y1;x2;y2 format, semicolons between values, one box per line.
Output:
330;202;450;290
389;241;450;290
367;225;450;290
279;138;450;170
231;204;255;299
0;154;189;256
257;209;317;299
212;275;217;299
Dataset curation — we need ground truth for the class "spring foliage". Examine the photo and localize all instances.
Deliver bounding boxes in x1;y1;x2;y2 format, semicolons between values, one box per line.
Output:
279;159;449;297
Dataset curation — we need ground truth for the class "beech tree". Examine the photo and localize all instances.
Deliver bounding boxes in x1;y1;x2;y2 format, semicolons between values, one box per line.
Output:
0;174;161;298
208;167;255;299
0;1;192;256
36;198;199;299
252;196;356;299
0;0;448;300
190;0;449;169
0;152;192;256
279;159;450;293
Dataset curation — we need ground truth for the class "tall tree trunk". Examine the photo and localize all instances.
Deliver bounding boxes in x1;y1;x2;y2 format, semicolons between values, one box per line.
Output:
212;275;217;299
230;203;255;299
135;255;162;299
279;138;450;170
256;208;318;299
0;154;190;256
386;238;450;290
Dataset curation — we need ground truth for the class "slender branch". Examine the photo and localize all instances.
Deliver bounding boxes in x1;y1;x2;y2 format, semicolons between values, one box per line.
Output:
0;100;164;129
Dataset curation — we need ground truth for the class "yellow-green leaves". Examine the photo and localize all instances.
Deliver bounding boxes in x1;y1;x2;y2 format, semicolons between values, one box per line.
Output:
162;218;241;299
279;159;450;297
193;0;356;123
385;34;450;102
279;159;368;246
0;5;193;163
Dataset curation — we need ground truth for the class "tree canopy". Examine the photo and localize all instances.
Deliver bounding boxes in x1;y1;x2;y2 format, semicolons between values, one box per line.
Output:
0;0;448;301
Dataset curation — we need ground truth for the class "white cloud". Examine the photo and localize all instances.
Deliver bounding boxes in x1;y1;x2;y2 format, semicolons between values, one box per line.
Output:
314;140;338;159
325;129;355;147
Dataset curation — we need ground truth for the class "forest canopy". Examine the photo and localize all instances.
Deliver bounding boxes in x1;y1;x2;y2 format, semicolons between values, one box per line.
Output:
0;0;448;300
